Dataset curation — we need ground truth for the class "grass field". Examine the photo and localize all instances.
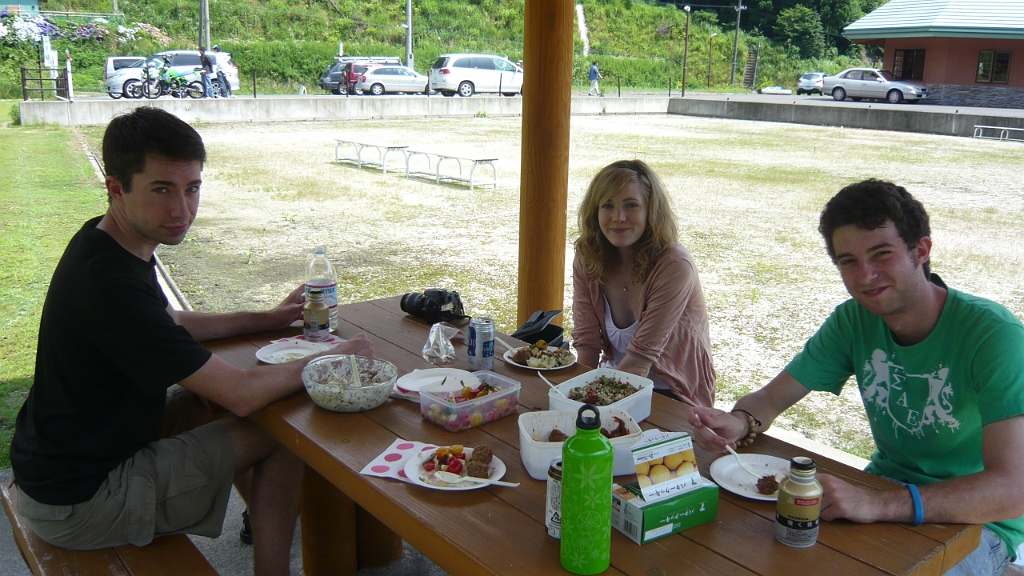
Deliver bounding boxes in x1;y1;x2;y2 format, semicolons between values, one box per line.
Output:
77;113;1024;460
0;104;108;467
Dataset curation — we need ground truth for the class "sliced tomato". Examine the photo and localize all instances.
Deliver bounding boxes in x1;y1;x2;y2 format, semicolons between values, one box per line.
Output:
446;458;463;475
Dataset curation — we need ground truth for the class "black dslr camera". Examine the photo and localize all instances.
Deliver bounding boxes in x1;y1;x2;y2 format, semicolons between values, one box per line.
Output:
400;289;466;324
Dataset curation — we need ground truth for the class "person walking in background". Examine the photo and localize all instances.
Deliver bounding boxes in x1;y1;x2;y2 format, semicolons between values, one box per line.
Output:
572;160;716;407
588;61;603;96
199;47;216;98
212;45;231;98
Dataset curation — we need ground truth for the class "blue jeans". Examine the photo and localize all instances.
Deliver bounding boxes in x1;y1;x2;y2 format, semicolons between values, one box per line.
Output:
201;73;214;98
943;528;1009;576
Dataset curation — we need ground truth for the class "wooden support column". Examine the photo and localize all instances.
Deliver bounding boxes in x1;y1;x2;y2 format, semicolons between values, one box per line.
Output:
518;0;576;326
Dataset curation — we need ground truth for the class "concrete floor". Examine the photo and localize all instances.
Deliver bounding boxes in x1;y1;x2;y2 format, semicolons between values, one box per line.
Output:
1;469;448;576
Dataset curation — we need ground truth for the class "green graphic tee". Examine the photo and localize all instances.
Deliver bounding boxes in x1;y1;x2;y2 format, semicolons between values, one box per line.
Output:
786;287;1024;557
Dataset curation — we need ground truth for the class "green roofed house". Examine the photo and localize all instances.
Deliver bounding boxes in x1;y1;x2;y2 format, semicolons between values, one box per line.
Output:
844;0;1024;108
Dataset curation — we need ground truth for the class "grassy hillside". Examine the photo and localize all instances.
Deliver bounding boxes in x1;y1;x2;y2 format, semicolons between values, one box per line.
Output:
4;0;871;96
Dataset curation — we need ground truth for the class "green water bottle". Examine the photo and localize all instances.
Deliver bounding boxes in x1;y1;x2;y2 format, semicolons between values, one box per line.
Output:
560;404;614;575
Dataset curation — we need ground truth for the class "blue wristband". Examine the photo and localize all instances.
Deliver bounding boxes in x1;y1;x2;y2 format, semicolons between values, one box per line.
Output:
907;484;924;525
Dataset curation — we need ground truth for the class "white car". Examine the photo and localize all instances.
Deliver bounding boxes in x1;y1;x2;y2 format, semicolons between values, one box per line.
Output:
823;68;928;104
796;72;825;95
428;54;523;97
357;65;431;95
104;50;239;98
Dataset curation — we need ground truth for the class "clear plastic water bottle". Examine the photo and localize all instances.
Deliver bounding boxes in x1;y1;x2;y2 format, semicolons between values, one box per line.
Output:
305;246;338;332
560;404;613;575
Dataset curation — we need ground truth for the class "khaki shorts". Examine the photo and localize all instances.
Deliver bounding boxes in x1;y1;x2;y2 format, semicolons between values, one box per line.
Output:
17;418;235;550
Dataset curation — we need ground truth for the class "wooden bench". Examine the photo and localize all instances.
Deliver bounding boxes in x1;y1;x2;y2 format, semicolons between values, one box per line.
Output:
2;482;219;576
403;149;499;190
973;125;1024;142
334;140;409;174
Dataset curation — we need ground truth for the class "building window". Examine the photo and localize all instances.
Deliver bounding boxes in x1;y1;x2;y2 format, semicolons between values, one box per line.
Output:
893;49;926;80
977;50;1012;84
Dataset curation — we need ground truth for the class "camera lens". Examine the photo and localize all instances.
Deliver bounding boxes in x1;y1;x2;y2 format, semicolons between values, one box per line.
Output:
401;293;426;316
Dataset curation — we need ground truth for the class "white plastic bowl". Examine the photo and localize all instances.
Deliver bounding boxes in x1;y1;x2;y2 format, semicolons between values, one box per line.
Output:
302;355;398;412
548;368;654;424
518;408;642;480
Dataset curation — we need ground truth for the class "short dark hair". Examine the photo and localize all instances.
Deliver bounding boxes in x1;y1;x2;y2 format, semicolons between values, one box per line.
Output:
102;107;206;192
819;179;931;276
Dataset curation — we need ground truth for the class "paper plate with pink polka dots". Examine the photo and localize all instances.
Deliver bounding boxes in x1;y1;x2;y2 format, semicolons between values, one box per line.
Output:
404;447;507;491
360;439;437;483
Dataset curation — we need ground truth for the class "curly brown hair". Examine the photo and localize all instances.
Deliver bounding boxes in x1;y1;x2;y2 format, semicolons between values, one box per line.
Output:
574;160;678;284
819;179;931;276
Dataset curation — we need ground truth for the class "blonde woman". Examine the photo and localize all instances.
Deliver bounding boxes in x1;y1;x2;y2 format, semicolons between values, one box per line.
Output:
572;160;715;407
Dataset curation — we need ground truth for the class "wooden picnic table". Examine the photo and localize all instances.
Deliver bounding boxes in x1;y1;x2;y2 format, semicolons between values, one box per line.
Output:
205;296;981;576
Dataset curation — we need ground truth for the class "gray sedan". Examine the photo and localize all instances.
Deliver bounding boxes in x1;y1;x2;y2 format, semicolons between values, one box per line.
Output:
823;68;928;104
356;66;432;95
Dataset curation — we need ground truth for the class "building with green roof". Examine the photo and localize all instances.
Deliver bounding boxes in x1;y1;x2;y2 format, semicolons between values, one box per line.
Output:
843;0;1023;108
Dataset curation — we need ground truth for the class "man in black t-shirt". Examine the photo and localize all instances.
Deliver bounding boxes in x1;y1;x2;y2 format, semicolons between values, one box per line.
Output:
199;47;216;97
11;107;373;576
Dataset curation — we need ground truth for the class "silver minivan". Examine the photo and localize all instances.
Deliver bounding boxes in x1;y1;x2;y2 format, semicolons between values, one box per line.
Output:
428;54;523;97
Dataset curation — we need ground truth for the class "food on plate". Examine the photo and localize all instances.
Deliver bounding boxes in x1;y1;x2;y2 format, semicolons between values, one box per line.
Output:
468;444;493;465
420;445;494;485
756;474;780;495
567;375;639;406
509;340;574;369
548;428;570;442
466;460;490;479
268;350;315;363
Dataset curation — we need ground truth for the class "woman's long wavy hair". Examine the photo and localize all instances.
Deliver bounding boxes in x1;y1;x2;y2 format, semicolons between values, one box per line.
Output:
574;160;678;285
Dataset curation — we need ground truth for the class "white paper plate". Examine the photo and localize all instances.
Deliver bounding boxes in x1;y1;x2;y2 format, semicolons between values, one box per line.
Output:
502;348;577;371
255;341;329;364
709;453;790;501
404;448;507;491
394;368;479;395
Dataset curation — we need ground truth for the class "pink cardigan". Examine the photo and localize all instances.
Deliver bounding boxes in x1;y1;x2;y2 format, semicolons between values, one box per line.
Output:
572;244;716;407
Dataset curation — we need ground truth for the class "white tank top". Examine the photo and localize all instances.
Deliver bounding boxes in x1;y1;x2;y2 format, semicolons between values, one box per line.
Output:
602;295;668;389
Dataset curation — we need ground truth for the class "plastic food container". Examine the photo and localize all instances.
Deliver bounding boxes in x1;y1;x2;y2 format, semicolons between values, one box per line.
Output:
302;355;398;413
548;368;654;424
419;371;521;432
518;409;642;479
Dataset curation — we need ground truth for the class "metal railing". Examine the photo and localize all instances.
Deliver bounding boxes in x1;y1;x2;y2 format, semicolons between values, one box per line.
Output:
21;67;70;101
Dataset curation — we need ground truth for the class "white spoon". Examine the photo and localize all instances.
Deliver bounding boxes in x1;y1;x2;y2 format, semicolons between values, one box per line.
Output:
433;470;520;487
726;445;762;479
537;372;568;397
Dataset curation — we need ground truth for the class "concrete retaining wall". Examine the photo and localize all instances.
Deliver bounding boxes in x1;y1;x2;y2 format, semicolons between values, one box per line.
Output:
667;98;1024;138
19;95;671;126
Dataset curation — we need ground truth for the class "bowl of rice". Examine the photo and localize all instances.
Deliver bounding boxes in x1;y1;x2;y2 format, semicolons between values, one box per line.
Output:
301;355;398;412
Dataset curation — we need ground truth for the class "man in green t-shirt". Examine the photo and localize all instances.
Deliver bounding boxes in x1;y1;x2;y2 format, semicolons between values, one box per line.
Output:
689;179;1024;576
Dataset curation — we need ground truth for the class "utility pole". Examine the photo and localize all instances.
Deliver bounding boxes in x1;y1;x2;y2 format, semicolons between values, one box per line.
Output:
113;0;118;13
198;0;211;50
682;5;690;97
708;32;717;88
730;0;746;85
405;0;413;70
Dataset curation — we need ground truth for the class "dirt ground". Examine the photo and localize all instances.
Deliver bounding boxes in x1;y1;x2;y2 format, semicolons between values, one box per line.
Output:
137;114;1024;459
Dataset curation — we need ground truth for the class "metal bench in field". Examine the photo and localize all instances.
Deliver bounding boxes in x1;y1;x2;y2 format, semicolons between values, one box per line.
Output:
334;140;410;173
403;149;499;190
973;125;1024;142
2;482;219;576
